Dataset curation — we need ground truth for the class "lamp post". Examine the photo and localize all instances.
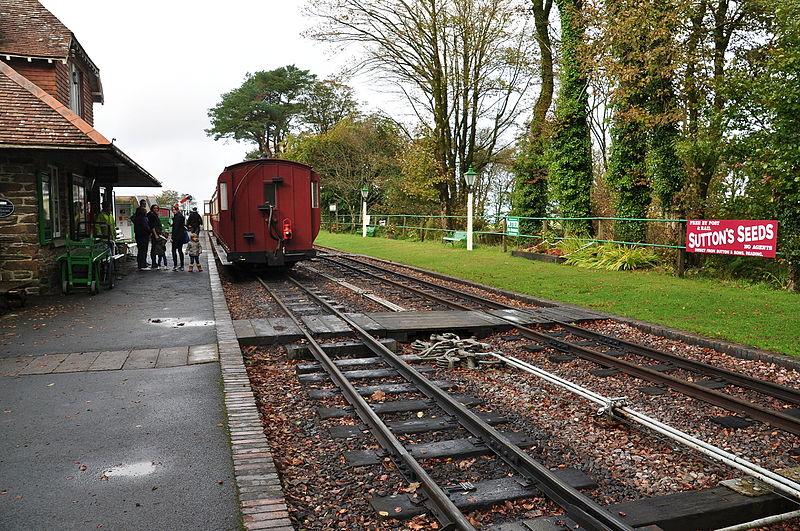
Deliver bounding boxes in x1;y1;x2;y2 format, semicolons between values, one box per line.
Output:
360;186;369;237
464;167;477;251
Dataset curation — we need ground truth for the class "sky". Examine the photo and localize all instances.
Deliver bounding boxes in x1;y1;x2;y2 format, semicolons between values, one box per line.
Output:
41;0;392;203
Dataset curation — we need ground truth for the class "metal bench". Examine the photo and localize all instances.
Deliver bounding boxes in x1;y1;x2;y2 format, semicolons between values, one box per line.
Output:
443;230;468;245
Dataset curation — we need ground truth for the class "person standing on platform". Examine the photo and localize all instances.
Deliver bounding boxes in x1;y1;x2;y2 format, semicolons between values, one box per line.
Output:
186;233;203;272
95;201;116;255
170;204;186;271
147;204;163;269
133;206;151;271
154;231;169;270
187;206;202;235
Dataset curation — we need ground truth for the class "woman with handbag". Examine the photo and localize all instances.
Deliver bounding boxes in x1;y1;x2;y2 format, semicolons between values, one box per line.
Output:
170;205;187;271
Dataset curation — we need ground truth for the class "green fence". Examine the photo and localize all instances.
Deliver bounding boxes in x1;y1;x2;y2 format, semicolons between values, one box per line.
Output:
323;213;688;250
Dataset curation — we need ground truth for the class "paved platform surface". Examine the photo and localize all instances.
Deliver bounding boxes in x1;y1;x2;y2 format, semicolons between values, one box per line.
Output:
0;241;242;530
0;257;216;357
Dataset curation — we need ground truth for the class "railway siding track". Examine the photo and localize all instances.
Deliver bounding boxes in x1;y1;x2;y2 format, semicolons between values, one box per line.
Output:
317;253;800;438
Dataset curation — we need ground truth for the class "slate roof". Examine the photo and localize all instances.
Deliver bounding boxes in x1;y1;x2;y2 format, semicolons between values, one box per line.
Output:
0;59;160;186
0;0;72;59
0;59;108;147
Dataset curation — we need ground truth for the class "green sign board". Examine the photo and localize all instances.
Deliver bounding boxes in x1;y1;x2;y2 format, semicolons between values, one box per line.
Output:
507;216;519;236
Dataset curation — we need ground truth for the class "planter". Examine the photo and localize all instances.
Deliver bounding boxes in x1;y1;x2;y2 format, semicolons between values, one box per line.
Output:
511;250;567;264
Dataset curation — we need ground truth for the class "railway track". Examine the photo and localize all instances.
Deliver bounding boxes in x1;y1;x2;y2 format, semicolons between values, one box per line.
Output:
255;272;635;531
314;252;800;437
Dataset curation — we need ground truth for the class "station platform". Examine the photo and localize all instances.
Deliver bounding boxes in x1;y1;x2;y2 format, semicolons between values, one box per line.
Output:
0;234;290;531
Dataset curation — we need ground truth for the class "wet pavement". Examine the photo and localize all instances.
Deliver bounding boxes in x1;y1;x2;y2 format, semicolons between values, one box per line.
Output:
0;241;241;530
0;258;216;357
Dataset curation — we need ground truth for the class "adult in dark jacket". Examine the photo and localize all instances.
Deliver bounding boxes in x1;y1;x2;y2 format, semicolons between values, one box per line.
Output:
171;205;187;271
186;207;202;234
147;204;163;269
133;206;151;270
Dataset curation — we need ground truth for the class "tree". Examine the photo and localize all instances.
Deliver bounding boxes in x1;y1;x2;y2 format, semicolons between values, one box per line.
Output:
283;114;405;222
548;0;594;233
302;79;360;134
206;65;315;156
307;0;536;223
726;0;800;290
155;189;181;207
511;0;554;236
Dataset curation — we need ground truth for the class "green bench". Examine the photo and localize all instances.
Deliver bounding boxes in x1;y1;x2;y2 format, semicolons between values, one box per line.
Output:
443;230;468;245
365;226;377;237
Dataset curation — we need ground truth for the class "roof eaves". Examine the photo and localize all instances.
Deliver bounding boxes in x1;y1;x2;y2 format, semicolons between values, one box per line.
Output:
68;34;103;103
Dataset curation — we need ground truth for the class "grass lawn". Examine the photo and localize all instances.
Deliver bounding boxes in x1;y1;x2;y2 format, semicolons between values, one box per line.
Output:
316;231;800;358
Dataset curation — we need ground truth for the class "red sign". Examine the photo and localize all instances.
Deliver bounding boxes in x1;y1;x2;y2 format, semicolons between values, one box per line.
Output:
686;220;778;258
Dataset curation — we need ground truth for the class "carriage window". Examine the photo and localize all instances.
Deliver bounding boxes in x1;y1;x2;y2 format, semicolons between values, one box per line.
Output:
311;181;319;208
219;182;228;210
263;183;276;207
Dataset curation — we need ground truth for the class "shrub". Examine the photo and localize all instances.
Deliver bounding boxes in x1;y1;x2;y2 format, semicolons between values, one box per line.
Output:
565;244;660;271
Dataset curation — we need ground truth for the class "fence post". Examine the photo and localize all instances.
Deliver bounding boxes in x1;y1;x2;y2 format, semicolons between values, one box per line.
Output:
676;220;686;277
502;218;507;253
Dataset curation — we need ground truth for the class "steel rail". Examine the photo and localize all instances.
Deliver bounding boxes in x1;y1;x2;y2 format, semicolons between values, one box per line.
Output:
544;319;800;407
320;255;486;312
255;276;475;531
321;254;800;436
286;274;635;531
496;353;800;502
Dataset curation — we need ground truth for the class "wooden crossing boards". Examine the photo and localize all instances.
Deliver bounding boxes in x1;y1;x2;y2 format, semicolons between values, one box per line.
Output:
233;306;604;345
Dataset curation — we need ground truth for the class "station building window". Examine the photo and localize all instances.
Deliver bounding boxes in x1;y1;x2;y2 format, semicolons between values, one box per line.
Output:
69;64;82;117
37;166;62;243
71;175;88;237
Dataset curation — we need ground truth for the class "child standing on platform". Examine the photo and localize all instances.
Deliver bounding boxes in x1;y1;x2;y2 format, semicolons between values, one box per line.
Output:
187;233;203;272
154;231;169;270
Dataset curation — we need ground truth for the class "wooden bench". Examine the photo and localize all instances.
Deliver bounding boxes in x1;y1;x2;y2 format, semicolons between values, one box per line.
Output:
443;230;468;245
0;281;32;308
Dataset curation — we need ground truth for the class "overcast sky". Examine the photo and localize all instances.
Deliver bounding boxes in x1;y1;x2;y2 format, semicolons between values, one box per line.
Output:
41;0;391;203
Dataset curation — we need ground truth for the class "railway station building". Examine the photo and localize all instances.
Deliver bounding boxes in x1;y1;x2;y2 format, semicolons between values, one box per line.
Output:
0;0;159;294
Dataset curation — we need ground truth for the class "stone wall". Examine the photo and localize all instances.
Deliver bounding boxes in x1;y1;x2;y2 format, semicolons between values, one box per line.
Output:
0;149;70;294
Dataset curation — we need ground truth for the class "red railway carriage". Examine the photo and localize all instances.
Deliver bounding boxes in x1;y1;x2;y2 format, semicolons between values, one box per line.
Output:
210;158;320;267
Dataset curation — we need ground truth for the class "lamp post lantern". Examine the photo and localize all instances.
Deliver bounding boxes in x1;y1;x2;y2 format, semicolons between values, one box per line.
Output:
464;167;477;251
360;187;369;237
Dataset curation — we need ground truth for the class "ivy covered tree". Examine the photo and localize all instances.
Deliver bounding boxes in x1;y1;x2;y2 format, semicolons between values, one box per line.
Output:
206;65;315;156
512;0;554;236
549;0;594;234
603;0;684;242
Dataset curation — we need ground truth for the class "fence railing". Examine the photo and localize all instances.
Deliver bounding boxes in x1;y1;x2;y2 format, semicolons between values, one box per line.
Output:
323;213;687;250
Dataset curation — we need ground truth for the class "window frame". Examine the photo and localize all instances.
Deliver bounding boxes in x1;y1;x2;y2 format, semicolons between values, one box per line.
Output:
70;174;88;238
219;182;229;211
37;166;64;244
69;63;82;116
264;182;276;208
311;180;319;209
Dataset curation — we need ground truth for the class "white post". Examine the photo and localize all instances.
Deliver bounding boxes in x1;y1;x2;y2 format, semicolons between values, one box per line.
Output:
362;199;367;237
466;190;474;251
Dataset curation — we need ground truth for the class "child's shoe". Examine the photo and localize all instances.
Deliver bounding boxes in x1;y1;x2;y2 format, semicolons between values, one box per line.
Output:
198;265;203;272
188;264;194;272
